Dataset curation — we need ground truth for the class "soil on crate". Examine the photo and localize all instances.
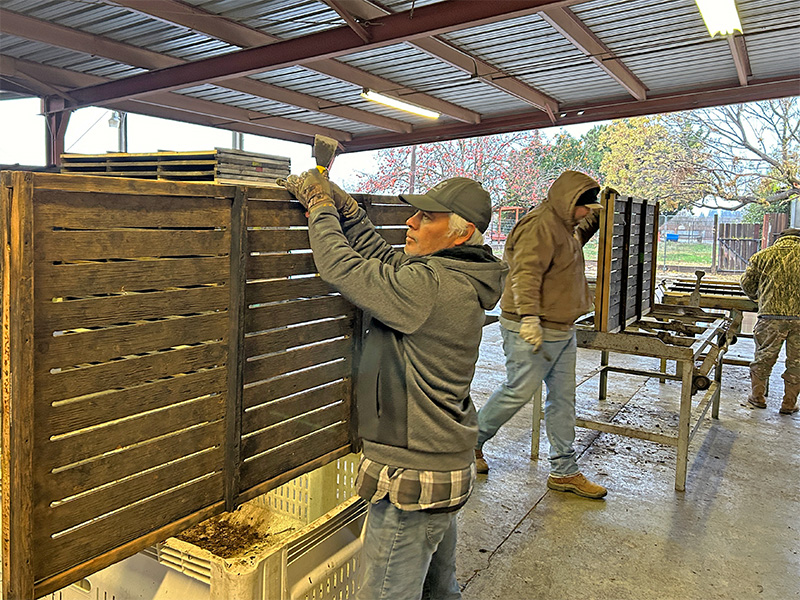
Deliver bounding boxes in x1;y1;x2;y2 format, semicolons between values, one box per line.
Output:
177;503;301;559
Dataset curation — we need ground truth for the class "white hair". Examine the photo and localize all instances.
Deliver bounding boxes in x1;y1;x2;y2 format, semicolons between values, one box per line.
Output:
448;213;485;245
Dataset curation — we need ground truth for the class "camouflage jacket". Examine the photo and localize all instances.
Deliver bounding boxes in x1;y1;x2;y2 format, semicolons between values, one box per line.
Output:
740;232;800;318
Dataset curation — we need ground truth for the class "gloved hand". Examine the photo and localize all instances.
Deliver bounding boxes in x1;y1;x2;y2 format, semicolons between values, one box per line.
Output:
329;181;360;219
520;316;543;352
280;169;334;212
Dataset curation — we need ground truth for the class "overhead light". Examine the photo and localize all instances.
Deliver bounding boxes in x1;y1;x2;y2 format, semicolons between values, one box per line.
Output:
108;111;120;128
695;0;742;37
360;89;440;119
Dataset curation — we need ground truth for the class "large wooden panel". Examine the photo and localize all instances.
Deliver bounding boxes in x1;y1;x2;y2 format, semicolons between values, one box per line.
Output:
1;175;415;597
2;173;238;598
594;191;659;332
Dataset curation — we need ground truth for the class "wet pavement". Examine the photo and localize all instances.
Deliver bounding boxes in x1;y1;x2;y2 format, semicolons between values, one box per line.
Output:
458;322;800;600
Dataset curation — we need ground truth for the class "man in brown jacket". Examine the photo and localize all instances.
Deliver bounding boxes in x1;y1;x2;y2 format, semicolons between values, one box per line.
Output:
475;170;608;498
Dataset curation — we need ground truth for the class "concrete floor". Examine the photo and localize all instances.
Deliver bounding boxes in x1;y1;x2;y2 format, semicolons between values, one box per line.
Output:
457;322;800;600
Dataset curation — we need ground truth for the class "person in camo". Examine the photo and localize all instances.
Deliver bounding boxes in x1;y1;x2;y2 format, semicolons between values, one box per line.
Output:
740;227;800;415
282;170;505;600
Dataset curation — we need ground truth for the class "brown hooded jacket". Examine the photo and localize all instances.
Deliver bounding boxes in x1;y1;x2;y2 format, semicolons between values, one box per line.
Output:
499;170;601;330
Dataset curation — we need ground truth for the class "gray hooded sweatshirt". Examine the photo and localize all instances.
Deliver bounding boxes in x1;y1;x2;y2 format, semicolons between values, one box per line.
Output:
308;204;506;471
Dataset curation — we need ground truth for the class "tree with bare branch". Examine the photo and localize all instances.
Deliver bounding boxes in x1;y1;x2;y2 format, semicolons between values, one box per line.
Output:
600;98;800;212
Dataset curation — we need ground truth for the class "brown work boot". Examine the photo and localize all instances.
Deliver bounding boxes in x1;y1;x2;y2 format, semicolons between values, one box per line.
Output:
475;448;489;474
747;375;767;409
547;472;607;499
780;382;800;415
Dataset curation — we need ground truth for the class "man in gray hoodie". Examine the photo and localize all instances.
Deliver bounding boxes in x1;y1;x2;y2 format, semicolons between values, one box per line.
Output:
475;170;608;499
284;171;506;600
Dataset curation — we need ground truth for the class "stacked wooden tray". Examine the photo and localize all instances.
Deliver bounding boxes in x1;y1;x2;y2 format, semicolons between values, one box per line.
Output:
61;148;290;184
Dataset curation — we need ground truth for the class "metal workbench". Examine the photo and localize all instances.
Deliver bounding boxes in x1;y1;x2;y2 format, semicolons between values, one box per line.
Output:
530;304;733;492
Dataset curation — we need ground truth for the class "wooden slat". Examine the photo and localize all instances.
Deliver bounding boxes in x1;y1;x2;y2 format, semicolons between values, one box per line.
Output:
375;228;408;245
366;204;415;226
36;229;230;261
35;500;223;598
35;173;235;200
35;286;228;333
37;393;225;472
37;312;228;371
247;228;310;252
245;316;352;359
240;422;350;490
42;368;226;437
244;337;351;384
242;399;347;459
34;189;231;228
2;171;36;600
243;380;347;435
246;253;317;279
36;256;229;298
246;277;334;305
244;359;350;409
44;420;225;504
34;474;224;580
36;445;224;540
247;199;307;228
35;342;227;402
246;295;353;334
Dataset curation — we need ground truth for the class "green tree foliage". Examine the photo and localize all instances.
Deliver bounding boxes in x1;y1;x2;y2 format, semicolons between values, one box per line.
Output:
599;115;702;213
504;127;606;208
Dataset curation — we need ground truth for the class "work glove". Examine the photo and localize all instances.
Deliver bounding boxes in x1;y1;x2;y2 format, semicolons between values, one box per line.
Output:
329;181;360;219
520;316;543;352
280;168;334;212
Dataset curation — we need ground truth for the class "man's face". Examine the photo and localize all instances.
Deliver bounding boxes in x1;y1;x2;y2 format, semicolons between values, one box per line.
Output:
573;205;591;221
405;210;459;256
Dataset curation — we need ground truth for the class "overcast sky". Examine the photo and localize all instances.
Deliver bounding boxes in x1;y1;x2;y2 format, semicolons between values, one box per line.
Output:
0;97;600;191
0;97;377;188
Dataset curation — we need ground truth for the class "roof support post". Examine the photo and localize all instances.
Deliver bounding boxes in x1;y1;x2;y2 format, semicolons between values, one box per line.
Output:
41;96;71;168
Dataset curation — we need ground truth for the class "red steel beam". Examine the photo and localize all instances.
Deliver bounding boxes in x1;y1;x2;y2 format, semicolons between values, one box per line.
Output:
342;76;800;152
66;0;564;108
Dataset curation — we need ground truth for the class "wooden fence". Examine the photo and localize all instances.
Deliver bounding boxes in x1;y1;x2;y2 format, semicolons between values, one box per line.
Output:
594;190;659;333
717;213;788;272
0;172;413;599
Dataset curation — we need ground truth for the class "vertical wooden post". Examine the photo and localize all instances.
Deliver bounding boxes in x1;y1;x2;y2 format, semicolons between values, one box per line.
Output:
595;188;617;332
2;171;36;599
711;213;718;274
225;187;247;510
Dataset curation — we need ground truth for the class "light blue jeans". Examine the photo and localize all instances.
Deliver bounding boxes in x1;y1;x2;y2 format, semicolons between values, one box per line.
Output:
357;498;461;600
477;324;579;477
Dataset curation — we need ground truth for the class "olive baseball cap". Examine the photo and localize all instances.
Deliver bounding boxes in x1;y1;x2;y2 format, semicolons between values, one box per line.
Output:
400;177;492;233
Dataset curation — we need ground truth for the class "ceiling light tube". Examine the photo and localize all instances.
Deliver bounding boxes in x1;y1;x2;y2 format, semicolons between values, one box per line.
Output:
360;89;440;119
695;0;743;37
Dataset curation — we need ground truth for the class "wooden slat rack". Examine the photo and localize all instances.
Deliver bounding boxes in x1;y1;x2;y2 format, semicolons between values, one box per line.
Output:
60;148;291;185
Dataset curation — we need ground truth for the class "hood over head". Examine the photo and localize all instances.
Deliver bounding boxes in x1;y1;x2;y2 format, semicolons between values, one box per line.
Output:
545;170;602;224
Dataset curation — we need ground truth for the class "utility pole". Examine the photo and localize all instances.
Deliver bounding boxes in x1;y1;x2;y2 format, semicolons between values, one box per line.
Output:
409;145;417;194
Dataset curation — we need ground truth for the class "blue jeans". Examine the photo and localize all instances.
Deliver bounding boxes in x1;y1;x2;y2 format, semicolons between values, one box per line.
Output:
357;499;461;600
477;325;579;477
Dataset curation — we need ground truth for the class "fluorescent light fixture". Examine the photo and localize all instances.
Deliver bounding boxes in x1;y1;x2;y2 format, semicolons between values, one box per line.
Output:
360;89;440;119
695;0;742;37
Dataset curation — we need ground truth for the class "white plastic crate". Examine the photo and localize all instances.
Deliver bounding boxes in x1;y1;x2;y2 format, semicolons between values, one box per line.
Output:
45;497;366;600
256;453;360;524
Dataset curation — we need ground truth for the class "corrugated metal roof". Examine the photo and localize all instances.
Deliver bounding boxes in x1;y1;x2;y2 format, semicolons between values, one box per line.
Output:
0;0;797;152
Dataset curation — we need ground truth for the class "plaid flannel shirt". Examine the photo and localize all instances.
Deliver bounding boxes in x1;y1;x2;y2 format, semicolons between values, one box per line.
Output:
356;455;475;513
